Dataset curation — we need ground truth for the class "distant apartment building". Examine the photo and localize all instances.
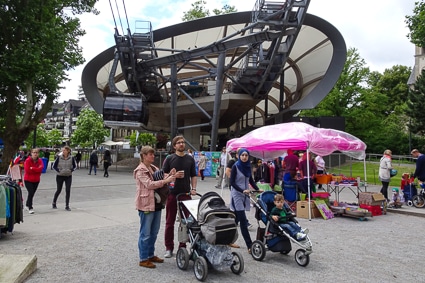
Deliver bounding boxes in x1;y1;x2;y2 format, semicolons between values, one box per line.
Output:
45;99;88;142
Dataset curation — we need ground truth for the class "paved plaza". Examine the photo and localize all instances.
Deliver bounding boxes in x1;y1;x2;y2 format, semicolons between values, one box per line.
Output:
1;164;425;282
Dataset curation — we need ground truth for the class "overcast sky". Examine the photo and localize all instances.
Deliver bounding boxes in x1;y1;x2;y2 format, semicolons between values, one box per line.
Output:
60;0;417;101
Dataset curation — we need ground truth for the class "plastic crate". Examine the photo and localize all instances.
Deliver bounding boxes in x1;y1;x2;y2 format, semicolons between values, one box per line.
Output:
359;204;382;216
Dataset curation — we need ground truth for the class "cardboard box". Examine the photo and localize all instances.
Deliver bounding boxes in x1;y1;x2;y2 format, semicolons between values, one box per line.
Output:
358;192;385;206
296;201;322;219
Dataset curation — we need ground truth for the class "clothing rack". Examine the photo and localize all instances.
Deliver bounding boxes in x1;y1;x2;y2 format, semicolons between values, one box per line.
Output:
0;175;24;239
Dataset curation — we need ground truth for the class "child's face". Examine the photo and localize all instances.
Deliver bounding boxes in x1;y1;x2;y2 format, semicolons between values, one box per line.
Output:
274;199;284;208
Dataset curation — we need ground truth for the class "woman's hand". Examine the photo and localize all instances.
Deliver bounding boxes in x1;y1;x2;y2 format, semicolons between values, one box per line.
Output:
165;174;175;184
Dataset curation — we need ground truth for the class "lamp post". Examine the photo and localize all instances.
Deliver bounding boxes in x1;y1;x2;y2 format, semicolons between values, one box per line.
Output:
33;107;38;148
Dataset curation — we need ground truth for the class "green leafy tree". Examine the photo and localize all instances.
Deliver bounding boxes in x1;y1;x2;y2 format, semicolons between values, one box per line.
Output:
406;0;425;47
301;48;412;154
46;128;63;148
182;0;237;21
212;4;237;15
129;132;157;147
24;124;48;149
301;48;370;120
70;109;108;149
0;0;99;173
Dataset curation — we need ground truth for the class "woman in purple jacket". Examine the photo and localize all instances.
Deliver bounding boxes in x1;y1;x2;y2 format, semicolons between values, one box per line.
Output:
134;146;175;269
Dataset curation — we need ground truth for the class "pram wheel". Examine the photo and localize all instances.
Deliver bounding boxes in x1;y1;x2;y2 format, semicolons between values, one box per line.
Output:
250;240;266;261
295;249;310;267
412;195;425;208
230;251;244;275
176;248;190;270
194;256;208;281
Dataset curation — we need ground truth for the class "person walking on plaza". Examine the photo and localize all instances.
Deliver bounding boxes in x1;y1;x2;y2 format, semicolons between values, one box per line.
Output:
411;149;425;182
379;149;393;201
23;148;44;214
216;146;229;188
134;146;176;268
314;154;326;190
52;146;77;211
88;150;98;175
162;135;197;258
75;150;82;169
229;148;260;254
197;151;208;181
101;149;112;178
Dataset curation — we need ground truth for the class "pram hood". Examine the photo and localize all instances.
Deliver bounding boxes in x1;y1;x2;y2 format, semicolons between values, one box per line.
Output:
197;191;235;224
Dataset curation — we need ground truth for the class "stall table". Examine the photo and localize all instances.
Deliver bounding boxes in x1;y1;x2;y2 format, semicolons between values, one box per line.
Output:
326;183;367;202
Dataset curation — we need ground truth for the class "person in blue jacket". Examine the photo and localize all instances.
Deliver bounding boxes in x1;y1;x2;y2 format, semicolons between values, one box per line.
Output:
411;149;425;182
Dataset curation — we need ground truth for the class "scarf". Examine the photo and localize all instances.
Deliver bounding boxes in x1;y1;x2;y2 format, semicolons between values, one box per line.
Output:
235;148;252;177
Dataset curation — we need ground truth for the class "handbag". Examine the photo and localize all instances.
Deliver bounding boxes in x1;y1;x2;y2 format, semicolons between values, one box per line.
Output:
152;169;169;208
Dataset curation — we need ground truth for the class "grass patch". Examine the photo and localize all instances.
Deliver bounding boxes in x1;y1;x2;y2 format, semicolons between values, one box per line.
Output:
327;160;415;187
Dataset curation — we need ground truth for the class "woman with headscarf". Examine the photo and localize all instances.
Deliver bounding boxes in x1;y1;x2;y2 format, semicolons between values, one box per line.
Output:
229;148;260;254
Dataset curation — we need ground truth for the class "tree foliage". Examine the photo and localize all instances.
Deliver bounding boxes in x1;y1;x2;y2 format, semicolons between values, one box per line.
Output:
406;0;425;47
70;109;108;149
182;0;236;21
128;132;157;148
47;128;64;148
300;48;413;154
0;0;99;173
24;124;48;149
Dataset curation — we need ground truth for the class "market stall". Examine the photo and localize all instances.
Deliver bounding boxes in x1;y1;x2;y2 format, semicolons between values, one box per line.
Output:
226;122;368;220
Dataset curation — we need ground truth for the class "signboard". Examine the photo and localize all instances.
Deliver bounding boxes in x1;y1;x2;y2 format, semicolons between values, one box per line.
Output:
194;151;220;177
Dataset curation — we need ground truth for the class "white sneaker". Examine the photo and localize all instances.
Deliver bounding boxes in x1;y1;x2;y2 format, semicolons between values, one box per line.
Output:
29;209;34;214
296;232;306;241
301;228;309;234
164;250;173;258
247;223;254;229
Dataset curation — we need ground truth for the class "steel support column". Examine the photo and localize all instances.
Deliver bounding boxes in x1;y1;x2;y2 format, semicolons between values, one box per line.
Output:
170;63;178;138
210;52;226;152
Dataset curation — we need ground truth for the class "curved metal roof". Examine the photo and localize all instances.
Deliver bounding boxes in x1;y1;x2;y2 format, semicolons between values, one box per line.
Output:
82;11;346;132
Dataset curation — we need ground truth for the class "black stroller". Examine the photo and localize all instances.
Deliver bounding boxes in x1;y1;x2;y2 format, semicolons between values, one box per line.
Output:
249;191;312;267
175;192;244;281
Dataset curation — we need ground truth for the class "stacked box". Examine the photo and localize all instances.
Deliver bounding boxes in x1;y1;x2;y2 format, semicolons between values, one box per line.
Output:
296;201;322;219
358;192;385;206
359;204;382;216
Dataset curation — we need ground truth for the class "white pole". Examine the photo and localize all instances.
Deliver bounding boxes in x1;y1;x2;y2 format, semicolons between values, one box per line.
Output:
306;149;311;220
363;158;368;192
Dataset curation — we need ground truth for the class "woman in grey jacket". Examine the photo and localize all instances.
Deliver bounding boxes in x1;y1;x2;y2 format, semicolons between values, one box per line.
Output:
52;146;77;211
379;149;393;201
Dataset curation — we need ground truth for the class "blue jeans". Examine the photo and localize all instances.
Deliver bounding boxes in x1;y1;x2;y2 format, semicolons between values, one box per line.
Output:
138;210;161;261
280;222;301;238
89;163;97;174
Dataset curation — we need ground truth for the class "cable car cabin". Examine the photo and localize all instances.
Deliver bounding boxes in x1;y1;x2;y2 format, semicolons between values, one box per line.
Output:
103;94;149;129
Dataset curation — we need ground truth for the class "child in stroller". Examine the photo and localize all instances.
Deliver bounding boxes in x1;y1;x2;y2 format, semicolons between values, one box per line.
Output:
249;190;312;267
271;194;308;241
